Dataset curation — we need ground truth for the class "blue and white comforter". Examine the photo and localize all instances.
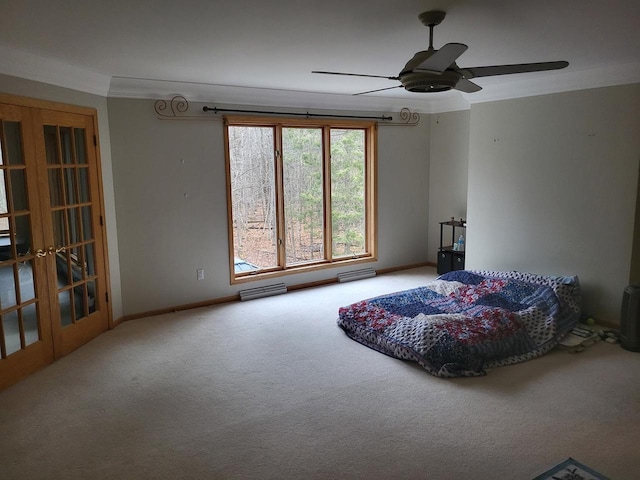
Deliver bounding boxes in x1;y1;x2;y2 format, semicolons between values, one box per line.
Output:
337;270;581;377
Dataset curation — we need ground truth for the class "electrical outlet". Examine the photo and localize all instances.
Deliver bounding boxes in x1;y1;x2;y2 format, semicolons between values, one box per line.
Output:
196;269;205;280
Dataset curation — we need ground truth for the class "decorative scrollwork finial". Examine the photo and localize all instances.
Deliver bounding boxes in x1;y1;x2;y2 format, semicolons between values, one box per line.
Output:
154;95;190;118
398;107;420;125
383;107;420;126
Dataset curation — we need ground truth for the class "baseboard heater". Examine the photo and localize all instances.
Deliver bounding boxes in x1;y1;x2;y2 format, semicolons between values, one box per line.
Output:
239;283;287;301
337;268;376;283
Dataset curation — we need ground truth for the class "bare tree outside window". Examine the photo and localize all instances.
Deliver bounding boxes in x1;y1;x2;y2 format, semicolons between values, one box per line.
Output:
228;126;277;269
283;127;324;265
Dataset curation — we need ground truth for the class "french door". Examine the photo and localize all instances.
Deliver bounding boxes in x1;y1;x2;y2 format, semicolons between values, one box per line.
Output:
0;97;110;389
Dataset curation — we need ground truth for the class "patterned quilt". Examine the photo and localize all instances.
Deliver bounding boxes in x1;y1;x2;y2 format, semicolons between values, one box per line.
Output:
337;270;581;377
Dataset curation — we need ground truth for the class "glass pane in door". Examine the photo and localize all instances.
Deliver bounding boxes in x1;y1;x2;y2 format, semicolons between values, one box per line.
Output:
58;289;72;327
2;310;20;356
10;170;28;211
19;259;36;303
22;303;39;346
4;121;24;166
0;264;17;308
48;169;64;206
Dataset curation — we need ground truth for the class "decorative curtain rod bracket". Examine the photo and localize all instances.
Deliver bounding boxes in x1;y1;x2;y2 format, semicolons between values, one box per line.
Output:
154;95;218;121
154;95;420;125
383;108;421;126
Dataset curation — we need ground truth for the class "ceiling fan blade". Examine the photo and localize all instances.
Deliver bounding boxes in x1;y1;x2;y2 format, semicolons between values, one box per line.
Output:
414;43;468;74
353;85;404;96
463;61;569;78
455;78;482;93
312;70;399;81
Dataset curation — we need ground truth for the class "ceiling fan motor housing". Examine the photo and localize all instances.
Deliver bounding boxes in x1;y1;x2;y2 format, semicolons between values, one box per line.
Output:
400;70;461;92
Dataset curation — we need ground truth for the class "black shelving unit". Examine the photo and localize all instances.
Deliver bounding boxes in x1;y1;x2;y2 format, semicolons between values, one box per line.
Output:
437;220;466;274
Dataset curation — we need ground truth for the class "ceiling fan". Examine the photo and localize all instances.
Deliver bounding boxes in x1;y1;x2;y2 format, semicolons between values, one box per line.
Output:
312;10;569;95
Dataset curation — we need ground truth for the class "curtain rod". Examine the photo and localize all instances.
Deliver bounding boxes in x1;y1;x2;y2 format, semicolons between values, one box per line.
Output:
202;106;392;121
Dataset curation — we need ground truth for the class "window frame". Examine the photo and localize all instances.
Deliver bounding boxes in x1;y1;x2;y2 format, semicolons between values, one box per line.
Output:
224;115;377;284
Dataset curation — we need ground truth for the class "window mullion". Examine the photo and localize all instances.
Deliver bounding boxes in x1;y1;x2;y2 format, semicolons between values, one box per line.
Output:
273;125;286;268
323;126;332;261
367;125;377;259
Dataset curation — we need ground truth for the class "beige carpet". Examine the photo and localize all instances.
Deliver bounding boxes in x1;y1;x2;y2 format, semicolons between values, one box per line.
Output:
1;266;639;479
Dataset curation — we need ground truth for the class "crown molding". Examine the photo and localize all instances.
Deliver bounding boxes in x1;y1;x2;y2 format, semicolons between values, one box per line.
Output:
107;76;446;114
463;62;640;106
0;45;111;97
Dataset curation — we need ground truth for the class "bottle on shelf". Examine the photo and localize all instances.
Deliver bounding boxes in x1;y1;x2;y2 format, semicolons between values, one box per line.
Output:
457;235;465;251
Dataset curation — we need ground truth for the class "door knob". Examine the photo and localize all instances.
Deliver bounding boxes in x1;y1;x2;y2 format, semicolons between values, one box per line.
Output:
36;246;66;257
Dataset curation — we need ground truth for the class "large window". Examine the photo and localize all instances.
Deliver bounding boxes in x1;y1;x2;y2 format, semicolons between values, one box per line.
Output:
224;116;377;282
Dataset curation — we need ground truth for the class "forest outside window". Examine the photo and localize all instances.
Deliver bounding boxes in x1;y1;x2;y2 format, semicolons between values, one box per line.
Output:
224;116;377;282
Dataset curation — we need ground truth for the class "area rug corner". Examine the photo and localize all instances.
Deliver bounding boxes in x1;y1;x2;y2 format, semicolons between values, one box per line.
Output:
533;457;609;480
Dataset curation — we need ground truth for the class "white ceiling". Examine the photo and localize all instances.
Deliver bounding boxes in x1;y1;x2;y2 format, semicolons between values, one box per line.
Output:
1;0;639;113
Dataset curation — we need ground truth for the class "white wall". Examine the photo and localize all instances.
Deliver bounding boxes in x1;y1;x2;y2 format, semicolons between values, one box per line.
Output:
377;120;431;265
466;84;640;324
427;110;470;262
108;98;431;315
0;74;123;320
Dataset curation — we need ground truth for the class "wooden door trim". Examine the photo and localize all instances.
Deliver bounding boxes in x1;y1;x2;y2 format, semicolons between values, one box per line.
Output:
0;93;97;117
90;113;114;329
